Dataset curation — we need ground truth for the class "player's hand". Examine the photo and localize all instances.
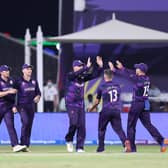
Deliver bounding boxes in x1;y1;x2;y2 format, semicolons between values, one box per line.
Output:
54;101;58;110
12;107;18;114
108;61;115;71
116;60;124;69
96;56;103;68
34;95;41;103
86;57;92;68
87;107;92;112
7;88;17;94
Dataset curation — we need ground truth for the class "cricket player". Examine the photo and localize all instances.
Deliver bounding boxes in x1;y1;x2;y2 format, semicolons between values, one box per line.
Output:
0;65;26;152
14;64;41;152
89;68;131;152
109;60;168;152
65;56;103;152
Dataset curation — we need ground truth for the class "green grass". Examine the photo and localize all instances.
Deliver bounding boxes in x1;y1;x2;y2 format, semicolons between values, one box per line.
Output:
0;145;168;168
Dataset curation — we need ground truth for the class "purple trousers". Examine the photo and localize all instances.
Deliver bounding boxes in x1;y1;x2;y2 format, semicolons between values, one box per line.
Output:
98;109;127;150
127;101;164;152
65;105;86;150
18;104;35;147
0;104;18;147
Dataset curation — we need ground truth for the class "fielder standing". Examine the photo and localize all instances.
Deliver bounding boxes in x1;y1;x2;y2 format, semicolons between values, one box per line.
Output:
65;56;103;152
0;65;26;152
14;64;41;152
89;68;131;152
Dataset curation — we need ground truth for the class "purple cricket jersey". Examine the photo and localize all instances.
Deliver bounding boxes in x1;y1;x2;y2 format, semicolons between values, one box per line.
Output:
97;81;122;111
116;68;150;101
65;66;103;108
15;77;41;105
0;77;16;105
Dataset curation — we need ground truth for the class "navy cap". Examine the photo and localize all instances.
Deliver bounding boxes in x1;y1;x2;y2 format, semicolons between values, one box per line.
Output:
134;63;148;73
0;65;11;72
22;64;33;70
73;60;84;67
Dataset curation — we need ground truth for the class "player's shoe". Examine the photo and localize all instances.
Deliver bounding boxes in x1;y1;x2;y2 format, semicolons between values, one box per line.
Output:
66;142;74;152
96;147;105;153
163;138;168;145
76;149;85;153
160;138;168;152
124;140;131;152
22;147;31;152
13;145;27;152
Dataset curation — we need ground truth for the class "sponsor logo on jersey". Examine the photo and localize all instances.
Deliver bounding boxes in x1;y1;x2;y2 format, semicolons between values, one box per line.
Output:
32;80;36;85
9;80;13;85
24;87;35;92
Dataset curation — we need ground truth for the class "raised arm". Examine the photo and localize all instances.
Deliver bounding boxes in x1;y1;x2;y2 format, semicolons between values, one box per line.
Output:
108;60;138;82
83;56;103;81
68;66;89;80
68;57;92;81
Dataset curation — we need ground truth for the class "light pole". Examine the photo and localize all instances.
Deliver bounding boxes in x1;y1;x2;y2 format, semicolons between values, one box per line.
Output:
56;0;63;102
24;28;31;64
36;25;44;112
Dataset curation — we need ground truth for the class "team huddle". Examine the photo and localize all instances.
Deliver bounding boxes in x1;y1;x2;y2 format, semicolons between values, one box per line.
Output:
0;57;168;153
65;56;168;153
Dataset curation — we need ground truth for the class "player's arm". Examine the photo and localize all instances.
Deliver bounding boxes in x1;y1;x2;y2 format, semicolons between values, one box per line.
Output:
34;81;41;103
109;60;137;81
83;56;103;81
11;78;19;113
88;86;102;112
68;66;89;80
0;78;17;97
0;87;18;113
12;93;18;113
0;88;17;97
88;98;100;112
116;60;136;76
68;57;92;80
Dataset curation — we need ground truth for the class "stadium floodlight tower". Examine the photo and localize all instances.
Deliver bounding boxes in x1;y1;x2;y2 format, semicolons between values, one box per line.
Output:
24;27;60;112
24;28;31;65
36;26;44;112
24;27;44;112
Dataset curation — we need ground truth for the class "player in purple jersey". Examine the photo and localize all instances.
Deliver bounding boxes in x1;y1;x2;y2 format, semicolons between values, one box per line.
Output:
65;56;103;153
14;64;41;152
109;61;168;152
0;65;26;152
89;68;131;152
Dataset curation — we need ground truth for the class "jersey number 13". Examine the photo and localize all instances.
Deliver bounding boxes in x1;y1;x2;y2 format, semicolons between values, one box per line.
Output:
108;89;118;102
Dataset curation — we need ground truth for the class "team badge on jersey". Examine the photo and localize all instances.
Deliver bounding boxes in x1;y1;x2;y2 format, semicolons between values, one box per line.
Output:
22;82;26;86
32;80;36;85
9;80;13;85
0;81;5;86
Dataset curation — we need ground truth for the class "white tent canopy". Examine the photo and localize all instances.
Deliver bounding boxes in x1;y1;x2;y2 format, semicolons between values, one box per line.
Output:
47;14;168;43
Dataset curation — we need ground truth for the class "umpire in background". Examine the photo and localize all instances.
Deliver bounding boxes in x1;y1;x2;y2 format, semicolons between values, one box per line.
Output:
14;64;41;152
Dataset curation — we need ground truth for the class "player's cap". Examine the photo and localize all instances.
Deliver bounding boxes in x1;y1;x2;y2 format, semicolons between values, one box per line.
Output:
22;64;33;70
134;63;148;73
0;65;11;72
73;60;84;67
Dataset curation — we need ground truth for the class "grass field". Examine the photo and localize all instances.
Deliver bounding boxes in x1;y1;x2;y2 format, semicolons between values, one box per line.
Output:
0;145;168;168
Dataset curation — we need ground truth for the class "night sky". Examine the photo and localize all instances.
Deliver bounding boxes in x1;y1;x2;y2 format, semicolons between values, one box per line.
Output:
0;0;59;38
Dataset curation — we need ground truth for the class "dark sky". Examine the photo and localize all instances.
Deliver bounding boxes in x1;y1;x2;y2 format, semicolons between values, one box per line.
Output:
0;0;59;38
